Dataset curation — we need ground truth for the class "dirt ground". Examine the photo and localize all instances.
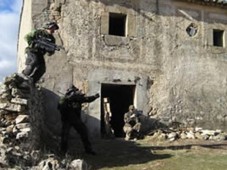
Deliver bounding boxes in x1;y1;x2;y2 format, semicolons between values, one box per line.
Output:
64;136;227;170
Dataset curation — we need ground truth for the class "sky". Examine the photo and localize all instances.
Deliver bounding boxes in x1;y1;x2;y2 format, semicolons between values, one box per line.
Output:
0;0;23;82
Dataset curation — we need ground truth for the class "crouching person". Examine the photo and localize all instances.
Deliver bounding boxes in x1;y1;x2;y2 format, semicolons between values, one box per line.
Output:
57;85;99;155
123;105;142;141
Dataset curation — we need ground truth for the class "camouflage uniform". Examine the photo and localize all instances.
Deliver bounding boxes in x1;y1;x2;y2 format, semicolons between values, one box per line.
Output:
123;105;141;140
58;85;99;155
22;22;59;84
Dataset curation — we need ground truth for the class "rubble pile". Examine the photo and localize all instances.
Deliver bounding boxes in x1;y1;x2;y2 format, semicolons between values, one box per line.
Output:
0;73;44;168
0;74;90;169
148;126;227;142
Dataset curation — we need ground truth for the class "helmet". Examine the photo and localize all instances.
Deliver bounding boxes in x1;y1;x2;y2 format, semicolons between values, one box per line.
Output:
43;21;59;30
65;84;79;95
129;105;135;110
71;85;79;91
67;84;79;92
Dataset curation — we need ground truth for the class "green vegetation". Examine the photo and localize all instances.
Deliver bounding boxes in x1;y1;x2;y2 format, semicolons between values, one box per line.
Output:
67;137;227;170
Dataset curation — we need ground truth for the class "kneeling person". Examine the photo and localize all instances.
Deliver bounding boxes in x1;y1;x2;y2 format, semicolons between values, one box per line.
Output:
123;105;141;140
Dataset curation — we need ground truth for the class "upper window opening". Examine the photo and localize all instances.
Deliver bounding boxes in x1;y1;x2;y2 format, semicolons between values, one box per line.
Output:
109;13;127;37
186;23;198;37
213;29;224;47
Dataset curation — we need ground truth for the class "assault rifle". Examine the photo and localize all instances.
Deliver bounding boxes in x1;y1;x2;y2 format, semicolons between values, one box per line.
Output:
33;36;62;52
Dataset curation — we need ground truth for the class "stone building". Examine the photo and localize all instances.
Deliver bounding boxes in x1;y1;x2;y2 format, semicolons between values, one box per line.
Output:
17;0;227;138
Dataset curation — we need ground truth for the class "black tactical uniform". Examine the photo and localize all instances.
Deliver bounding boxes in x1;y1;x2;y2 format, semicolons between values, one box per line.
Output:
22;22;59;84
58;85;99;155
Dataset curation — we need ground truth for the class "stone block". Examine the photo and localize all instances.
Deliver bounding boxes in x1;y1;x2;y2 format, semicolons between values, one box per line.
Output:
20;127;31;133
11;98;28;105
0;103;7;109
104;35;128;46
128;14;136;37
0;93;11;102
11;88;30;98
101;12;109;35
16;131;29;140
15;115;29;124
15;123;30;130
0;103;22;112
69;159;89;170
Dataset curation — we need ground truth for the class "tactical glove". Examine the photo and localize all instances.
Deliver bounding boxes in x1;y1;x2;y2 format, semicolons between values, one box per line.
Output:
95;93;100;98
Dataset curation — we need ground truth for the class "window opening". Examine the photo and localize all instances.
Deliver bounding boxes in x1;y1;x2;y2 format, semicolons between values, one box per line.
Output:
213;29;224;47
186;23;198;37
109;13;127;37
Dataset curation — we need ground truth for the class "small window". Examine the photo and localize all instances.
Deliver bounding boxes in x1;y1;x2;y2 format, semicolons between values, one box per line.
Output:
186;23;198;37
213;29;224;47
109;13;127;37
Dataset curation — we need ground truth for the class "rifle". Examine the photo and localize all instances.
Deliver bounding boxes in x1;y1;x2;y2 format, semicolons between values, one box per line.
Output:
33;36;62;52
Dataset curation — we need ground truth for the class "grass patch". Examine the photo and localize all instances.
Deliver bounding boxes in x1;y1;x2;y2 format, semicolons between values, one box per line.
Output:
65;137;227;170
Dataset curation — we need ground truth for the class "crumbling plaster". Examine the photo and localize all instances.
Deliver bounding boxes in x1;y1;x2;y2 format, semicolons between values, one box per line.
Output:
17;0;227;138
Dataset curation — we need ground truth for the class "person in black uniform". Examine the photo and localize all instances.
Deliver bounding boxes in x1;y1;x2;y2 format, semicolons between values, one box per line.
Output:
58;85;99;155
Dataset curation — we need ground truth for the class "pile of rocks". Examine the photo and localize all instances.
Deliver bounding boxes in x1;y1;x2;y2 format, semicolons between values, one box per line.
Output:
0;74;90;169
0;73;44;168
148;126;227;142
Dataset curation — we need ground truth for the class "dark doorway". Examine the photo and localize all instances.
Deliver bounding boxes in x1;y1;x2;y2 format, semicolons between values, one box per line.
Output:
213;29;224;47
101;84;135;137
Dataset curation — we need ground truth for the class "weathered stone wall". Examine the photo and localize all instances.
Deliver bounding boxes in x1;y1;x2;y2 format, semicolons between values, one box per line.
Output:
0;74;45;167
151;1;227;130
17;0;227;139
